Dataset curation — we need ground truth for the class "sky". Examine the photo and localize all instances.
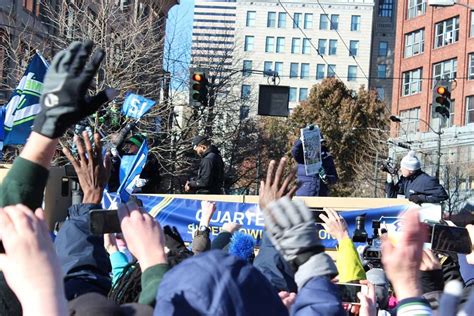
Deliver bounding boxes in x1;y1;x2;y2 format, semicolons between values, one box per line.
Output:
164;0;195;91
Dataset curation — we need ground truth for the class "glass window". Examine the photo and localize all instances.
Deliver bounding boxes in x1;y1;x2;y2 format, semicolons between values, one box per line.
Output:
434;17;460;48
471;11;474;37
265;36;275;53
274;62;283;75
329;39;337;55
241;84;251;99
299;88;308;101
407;0;426;19
278;12;286;28
468;54;474;80
327;64;336;78
301;63;310;79
351;15;361;31
379;41;388;56
377;64;387;79
290;63;299;78
293;13;302;28
330;15;339;30
304;13;313;29
264;61;273;76
402;68;422;96
246;11;256;27
291;38;301;54
302;38;311;54
318;39;327;55
399;107;420;134
243;60;252;77
240;106;250;121
289;87;297;102
376;87;385;100
404;29;424;58
349;40;359;56
244;36;254;51
348;65;357;81
276;37;285;53
316;64;325;79
466;96;474;124
379;0;393;17
432;58;457;85
267;12;276;27
319;14;329;30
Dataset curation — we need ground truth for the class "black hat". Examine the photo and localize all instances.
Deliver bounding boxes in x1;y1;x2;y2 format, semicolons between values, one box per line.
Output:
68;292;153;315
191;135;207;149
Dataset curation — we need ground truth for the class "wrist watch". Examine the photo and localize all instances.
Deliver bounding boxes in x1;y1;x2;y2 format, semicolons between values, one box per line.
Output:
199;225;209;232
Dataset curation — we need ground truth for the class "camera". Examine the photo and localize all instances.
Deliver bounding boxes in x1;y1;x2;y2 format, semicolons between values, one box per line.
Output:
352;215;385;269
379;158;398;175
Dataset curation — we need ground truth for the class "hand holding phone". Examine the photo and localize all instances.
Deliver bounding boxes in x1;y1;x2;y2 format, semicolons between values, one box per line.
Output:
90;209;121;235
337;283;368;305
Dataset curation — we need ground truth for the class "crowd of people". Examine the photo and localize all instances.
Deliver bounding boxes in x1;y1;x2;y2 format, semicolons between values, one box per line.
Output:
0;40;473;316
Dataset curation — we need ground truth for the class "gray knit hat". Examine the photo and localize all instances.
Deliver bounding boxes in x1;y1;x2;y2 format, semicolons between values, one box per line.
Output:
400;150;421;171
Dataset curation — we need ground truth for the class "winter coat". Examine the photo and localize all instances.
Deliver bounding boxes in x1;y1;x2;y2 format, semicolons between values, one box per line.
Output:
188;145;224;194
385;170;448;203
319;145;338;197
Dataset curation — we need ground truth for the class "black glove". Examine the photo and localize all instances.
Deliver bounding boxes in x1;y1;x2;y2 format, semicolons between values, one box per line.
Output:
163;225;186;252
33;40;118;139
409;194;426;204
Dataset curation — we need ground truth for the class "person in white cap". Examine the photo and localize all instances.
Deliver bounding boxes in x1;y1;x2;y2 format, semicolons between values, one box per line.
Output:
385;150;448;204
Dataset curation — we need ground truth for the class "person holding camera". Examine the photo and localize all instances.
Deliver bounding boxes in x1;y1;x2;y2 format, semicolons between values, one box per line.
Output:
384;151;448;204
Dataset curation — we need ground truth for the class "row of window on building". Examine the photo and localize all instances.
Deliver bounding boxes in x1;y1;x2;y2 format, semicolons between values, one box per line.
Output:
245;11;362;32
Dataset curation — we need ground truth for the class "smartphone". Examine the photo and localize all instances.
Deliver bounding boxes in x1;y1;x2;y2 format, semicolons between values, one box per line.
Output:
309;208;327;224
430;224;472;254
337;283;367;305
90;209;121;235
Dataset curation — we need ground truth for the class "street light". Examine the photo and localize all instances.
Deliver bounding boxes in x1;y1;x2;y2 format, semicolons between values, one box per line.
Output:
389;115;443;179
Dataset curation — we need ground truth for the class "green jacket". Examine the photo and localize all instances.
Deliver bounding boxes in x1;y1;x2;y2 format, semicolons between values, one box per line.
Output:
139;263;169;306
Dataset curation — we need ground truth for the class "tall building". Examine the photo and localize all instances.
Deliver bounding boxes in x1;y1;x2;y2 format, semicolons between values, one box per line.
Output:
391;1;474;210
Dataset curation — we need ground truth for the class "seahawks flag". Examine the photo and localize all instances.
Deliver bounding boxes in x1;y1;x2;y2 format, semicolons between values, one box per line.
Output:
3;52;48;145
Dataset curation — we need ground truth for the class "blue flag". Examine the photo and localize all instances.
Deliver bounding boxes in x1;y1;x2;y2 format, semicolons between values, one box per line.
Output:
117;141;148;202
121;93;156;119
3;53;49;145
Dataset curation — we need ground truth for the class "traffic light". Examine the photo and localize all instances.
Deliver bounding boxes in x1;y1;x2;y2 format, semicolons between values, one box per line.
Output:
190;70;208;107
433;80;451;119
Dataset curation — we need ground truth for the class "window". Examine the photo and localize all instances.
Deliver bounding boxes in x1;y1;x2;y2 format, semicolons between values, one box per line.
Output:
318;39;327;55
471;11;474;37
267;12;276;27
289;87;297;102
349;40;359;56
265;36;275;53
246;11;256;27
240;106;250;120
243;60;252;77
400;107;420;134
329;39;337;55
328;64;336;78
23;0;40;16
348;66;357;81
293;13;302;28
320;14;329;30
290;63;299;78
466;96;474;124
291;38;301;54
241;84;251;99
299;88;308;101
434;17;459;48
376;87;385;100
404;29;424;58
301;63;310;79
407;0;426;19
379;41;388;56
379;0;393;17
316;64;325;79
304;13;313;29
278;12;286;28
433;58;457;84
377;64;387;79
276;37;285;53
402;68;422;96
302;38;311;54
330;15;339;30
274;62;283;75
244;36;254;51
264;61;273;76
351;15;361;31
468;54;474;80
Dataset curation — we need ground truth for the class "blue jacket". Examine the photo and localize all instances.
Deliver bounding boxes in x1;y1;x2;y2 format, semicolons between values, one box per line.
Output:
291;140;337;196
54;203;112;300
385;170;448;203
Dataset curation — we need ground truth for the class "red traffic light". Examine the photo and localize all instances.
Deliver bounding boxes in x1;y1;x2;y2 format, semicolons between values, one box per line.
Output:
436;86;447;95
192;73;204;82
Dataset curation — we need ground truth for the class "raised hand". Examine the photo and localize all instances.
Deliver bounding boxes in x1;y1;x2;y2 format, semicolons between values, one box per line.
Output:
259;157;297;210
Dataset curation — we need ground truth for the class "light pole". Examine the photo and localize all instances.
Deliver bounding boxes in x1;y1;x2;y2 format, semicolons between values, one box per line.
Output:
389;115;443;179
